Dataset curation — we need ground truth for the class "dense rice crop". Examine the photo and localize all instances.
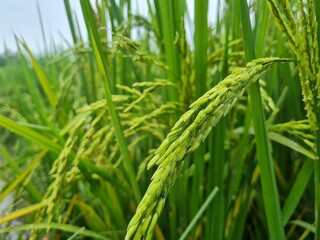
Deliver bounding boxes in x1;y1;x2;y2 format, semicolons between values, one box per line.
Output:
0;0;320;239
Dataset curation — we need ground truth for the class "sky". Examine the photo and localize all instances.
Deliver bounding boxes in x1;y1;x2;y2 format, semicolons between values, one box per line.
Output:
0;0;218;54
0;0;85;54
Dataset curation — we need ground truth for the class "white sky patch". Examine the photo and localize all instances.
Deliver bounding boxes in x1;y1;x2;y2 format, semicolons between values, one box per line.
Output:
0;0;218;54
0;0;91;54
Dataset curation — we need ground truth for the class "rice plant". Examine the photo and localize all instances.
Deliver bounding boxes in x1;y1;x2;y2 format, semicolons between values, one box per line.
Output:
0;0;319;239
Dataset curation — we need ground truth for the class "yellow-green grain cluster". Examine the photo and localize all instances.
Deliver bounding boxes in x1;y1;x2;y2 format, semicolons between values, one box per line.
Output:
125;57;290;240
271;120;314;148
28;79;181;238
267;0;320;133
30;117;84;240
207;39;243;66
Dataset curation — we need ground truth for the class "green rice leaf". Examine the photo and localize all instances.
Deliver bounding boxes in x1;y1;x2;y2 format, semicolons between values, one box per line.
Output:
0;114;62;152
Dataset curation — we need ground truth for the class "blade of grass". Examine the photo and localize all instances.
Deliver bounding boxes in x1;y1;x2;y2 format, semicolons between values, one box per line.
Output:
158;0;180;101
254;0;269;57
290;220;315;234
206;6;228;239
73;199;108;231
316;0;320;59
15;40;48;124
63;0;78;44
0;144;42;202
268;132;315;160
80;0;141;202
15;40;66;146
36;0;48;53
234;127;316;159
108;0;123;24
282;159;313;225
225;6;252;236
190;0;208;237
0;143;20;174
315;118;320;240
227;184;254;240
0;114;62;153
0;201;47;224
0;223;112;240
226;109;251;208
239;0;285;239
19;38;57;108
149;0;163;48
0;149;46;203
67;229;84;240
179;187;219;240
63;0;92;103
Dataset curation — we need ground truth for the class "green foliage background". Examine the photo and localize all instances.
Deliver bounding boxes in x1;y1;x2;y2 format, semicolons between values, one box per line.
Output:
0;0;319;239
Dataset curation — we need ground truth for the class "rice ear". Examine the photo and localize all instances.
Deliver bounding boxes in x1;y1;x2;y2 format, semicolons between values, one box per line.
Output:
125;57;291;240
